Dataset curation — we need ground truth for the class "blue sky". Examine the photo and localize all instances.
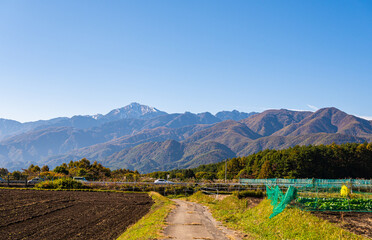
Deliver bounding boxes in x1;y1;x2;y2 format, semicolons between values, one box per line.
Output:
0;1;371;122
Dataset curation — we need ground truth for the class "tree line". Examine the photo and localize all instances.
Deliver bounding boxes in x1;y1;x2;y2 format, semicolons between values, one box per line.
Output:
146;143;372;180
2;143;371;181
1;158;139;181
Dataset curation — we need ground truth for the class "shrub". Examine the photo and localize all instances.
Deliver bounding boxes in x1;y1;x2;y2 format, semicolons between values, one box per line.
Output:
234;190;264;199
36;178;86;189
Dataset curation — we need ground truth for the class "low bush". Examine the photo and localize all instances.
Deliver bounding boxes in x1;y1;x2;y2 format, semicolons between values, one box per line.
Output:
234;189;264;199
36;178;87;190
86;183;195;196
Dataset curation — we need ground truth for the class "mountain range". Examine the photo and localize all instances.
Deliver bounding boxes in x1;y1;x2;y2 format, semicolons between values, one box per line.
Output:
0;103;371;173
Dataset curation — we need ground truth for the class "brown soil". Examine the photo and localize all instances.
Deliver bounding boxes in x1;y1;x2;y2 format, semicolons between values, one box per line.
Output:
244;197;263;208
0;183;34;188
312;211;372;239
163;199;244;240
0;189;153;240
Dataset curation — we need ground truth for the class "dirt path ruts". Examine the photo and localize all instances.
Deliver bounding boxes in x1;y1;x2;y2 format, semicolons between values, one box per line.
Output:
0;189;153;240
162;199;243;240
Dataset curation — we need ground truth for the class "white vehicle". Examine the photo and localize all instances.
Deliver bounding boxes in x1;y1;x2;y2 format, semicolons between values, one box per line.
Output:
27;177;43;184
154;179;174;184
73;177;88;182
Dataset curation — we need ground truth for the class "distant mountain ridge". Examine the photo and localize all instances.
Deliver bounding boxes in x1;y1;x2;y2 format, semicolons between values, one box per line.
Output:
0;103;252;140
0;103;256;170
0;104;371;173
215;110;256;121
0;103;167;140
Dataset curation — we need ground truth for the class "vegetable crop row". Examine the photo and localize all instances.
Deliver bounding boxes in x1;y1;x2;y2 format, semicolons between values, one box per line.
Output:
296;197;372;211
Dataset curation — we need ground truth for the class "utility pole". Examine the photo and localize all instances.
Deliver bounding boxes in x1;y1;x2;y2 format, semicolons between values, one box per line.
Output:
225;159;227;184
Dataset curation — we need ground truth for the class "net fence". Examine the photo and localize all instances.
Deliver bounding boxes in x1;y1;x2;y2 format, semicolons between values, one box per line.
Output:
246;178;372;217
240;178;372;187
266;185;297;218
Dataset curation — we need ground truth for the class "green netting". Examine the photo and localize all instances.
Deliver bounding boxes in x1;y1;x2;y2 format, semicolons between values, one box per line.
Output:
293;184;372;212
266;185;297;218
241;178;372;188
257;179;372;213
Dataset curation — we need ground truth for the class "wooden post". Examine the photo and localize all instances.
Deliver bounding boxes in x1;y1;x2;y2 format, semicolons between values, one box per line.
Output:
7;175;10;187
224;159;227;183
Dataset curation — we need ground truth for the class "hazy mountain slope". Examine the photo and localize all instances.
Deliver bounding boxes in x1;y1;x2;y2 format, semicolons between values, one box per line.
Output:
0;119;23;140
92;108;372;173
0;127;84;169
179;141;236;169
0;118;72;140
273;108;372;139
0;103;258;141
241;109;312;136
104;140;185;171
101;140;236;173
44;124;213;167
163;112;220;128
1;105;371;172
238;133;366;156
0;119;149;164
59;130;367;174
0;103;167;140
0;103;256;141
0;110;221;170
44;108;372;173
185;120;261;152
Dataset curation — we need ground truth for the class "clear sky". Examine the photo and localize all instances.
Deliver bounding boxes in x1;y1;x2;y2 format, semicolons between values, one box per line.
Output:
1;1;371;122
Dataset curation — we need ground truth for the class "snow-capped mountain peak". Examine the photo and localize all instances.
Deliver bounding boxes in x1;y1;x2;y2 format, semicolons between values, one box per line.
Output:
103;102;167;120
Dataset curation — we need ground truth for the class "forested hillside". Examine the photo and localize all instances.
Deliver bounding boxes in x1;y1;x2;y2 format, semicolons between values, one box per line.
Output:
149;143;372;179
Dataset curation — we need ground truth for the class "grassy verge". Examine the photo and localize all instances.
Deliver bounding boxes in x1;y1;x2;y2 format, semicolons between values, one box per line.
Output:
186;192;368;240
117;192;175;240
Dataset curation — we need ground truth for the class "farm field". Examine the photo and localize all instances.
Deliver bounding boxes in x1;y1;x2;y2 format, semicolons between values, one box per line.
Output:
312;211;372;238
0;189;153;240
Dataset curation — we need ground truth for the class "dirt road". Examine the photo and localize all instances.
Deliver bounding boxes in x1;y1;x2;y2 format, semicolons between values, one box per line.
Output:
162;199;243;240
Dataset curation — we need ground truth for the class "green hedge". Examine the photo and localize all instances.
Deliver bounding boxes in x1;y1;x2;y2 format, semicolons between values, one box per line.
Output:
233;190;264;199
36;178;87;189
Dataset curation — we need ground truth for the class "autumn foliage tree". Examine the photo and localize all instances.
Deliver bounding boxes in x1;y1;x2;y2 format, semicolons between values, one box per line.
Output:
179;143;372;180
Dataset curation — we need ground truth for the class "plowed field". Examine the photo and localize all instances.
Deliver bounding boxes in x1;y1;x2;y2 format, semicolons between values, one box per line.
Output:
0;189;153;240
312;211;372;238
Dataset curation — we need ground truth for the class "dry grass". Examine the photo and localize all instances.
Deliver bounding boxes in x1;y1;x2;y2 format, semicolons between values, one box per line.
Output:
187;192;368;240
